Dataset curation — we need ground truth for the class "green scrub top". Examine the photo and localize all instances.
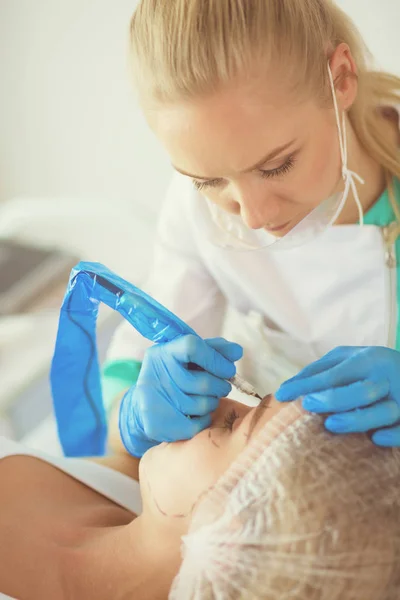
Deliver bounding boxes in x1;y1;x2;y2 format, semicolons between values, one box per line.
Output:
363;176;400;352
102;178;400;416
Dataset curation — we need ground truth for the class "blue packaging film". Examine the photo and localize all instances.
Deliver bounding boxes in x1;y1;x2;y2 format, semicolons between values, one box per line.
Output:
50;261;198;457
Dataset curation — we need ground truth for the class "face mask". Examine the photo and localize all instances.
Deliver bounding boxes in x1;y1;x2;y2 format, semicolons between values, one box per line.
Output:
199;63;365;251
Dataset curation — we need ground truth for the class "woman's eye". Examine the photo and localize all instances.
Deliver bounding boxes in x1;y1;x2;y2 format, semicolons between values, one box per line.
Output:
223;409;240;431
260;154;296;179
192;152;297;192
192;178;223;191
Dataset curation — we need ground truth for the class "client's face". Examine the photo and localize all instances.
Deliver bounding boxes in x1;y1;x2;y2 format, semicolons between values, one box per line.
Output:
140;394;284;524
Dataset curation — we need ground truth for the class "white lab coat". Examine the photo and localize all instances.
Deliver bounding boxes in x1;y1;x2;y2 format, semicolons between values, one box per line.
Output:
108;112;399;395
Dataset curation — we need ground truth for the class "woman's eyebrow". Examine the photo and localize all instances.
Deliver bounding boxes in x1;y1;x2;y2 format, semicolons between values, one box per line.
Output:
246;394;272;444
173;140;297;180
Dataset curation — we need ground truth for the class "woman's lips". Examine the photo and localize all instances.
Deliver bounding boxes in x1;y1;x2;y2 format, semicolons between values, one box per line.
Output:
264;219;292;233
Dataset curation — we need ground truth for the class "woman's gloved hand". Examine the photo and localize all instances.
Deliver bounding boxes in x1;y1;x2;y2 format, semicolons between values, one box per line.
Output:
119;335;243;457
276;346;400;447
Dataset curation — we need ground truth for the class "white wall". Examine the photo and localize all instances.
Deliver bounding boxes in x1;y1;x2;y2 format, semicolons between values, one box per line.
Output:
335;0;400;76
0;0;171;217
0;0;399;215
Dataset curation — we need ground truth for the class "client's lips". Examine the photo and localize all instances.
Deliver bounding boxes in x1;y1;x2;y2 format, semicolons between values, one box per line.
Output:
264;220;292;233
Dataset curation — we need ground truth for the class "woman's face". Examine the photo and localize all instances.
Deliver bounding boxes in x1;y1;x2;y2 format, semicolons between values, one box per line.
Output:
146;58;356;235
140;395;284;522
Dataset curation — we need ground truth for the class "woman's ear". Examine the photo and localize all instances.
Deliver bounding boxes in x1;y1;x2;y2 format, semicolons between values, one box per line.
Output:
329;43;358;112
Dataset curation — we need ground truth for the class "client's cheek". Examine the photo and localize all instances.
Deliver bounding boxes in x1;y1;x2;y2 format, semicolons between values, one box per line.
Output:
142;433;225;520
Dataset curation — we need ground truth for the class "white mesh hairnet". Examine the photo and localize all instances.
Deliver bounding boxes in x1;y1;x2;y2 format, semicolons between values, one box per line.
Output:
170;403;400;600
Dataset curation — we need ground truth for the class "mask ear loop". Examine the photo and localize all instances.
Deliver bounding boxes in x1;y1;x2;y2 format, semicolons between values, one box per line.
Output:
327;64;365;226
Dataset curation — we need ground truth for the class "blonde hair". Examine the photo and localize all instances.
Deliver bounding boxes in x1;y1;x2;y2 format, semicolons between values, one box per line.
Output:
171;404;400;599
130;0;400;185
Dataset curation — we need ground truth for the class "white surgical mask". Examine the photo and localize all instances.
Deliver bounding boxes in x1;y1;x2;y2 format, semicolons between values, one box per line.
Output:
199;63;365;251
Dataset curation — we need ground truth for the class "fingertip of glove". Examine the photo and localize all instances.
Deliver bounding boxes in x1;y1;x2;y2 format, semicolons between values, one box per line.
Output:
230;342;244;360
324;415;349;434
372;430;400;447
190;413;212;436
275;386;294;402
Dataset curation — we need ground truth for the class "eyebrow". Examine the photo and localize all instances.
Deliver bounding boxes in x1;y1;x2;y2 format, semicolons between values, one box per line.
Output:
246;394;273;444
173;140;297;180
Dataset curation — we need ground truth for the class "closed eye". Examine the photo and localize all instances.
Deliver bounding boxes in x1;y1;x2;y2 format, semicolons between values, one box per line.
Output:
223;409;240;431
260;154;296;179
192;177;223;192
192;153;297;192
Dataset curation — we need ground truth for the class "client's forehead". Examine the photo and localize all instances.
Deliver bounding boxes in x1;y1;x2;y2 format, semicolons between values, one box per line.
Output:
250;398;305;445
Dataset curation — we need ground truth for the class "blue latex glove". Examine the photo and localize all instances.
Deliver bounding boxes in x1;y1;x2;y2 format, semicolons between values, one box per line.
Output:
275;346;400;447
119;335;243;457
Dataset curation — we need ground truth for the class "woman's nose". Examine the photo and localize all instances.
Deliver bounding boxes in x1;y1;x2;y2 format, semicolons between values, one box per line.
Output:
231;180;281;230
240;204;269;230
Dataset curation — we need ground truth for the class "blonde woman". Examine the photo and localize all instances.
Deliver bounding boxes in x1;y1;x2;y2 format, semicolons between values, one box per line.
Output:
99;0;400;458
1;396;400;599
